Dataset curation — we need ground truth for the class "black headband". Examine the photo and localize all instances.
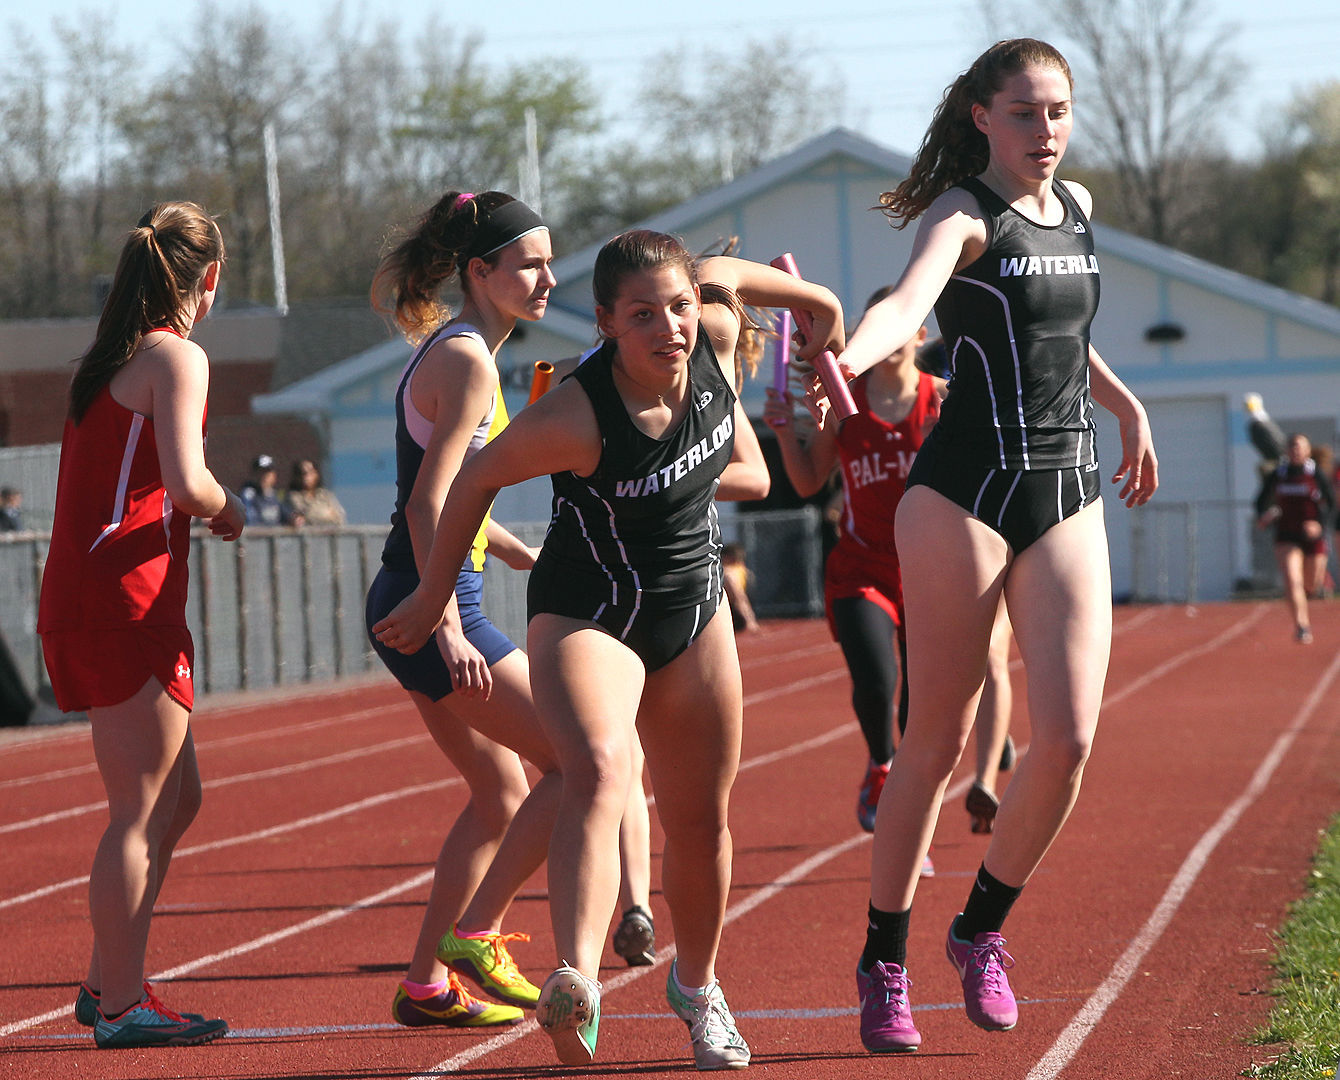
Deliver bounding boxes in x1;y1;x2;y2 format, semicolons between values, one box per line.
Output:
466;199;547;261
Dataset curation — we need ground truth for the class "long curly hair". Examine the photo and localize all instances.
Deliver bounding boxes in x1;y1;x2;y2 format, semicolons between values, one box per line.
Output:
877;39;1072;228
371;190;518;344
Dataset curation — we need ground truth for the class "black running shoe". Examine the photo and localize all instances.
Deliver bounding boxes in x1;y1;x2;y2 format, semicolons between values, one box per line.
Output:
613;906;655;966
965;781;1000;834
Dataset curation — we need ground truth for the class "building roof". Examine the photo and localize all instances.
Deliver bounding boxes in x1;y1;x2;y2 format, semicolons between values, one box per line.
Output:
255;125;1340;413
546;128;913;288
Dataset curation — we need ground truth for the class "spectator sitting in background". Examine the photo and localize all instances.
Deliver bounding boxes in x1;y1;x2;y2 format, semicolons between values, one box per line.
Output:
0;487;22;532
285;459;346;526
239;455;292;526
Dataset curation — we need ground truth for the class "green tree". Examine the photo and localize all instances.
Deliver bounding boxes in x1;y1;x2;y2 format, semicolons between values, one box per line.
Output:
391;24;598;201
283;7;416;298
1284;83;1340;303
637;36;843;188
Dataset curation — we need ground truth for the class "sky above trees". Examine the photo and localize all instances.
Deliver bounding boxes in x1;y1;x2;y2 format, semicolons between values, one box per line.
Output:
2;0;1339;315
9;0;1338;161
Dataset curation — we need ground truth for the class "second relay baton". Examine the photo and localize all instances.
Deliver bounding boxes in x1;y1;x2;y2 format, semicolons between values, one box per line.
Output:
527;360;555;404
768;253;856;420
772;310;791;396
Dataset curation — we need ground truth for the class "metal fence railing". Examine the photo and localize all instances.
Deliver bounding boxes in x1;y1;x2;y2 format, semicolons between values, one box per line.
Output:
735;507;826;619
0;526;393;718
0;509;828;722
1126;498;1282;605
4;500;1287;722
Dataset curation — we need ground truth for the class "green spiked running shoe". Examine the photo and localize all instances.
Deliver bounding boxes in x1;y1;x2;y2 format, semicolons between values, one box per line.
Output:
666;962;751;1070
392;971;524;1027
436;924;540;1007
76;981;206;1028
93;993;227;1049
536;965;601;1066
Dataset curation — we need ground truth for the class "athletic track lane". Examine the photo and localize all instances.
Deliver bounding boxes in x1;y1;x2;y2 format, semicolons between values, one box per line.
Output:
1;600;1337;1079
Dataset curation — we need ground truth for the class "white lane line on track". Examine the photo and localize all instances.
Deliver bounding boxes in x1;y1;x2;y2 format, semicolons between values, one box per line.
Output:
19;997;1079;1043
408;607;1277;1077
0;603;1179;791
0;609;1274;1055
0;778;458;913
0;870;436;1038
1027;617;1339;1080
739;641;836;669
0;703;408;790
0;602;1204;785
0;732;433;836
1101;605;1264;710
1114;606;1163;634
407;765;998;1078
0;665;855;1036
0;598;1127;796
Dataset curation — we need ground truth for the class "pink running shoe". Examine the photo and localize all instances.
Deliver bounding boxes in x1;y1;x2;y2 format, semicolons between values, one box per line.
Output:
856;759;891;832
856;960;921;1053
945;918;1017;1031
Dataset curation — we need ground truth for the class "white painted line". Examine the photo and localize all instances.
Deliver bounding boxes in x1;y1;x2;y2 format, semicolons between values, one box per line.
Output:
0;702;405;788
0;733;432;835
1102;607;1263;710
411;608;1278;1077
0;610;1276;1064
0;665;855;1038
1026;628;1340;1079
0;778;456;912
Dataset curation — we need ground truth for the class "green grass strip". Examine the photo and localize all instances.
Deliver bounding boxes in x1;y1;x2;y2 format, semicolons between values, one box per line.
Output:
1246;815;1340;1078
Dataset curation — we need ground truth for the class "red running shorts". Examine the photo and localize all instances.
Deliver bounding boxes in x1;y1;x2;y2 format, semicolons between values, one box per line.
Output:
42;626;195;713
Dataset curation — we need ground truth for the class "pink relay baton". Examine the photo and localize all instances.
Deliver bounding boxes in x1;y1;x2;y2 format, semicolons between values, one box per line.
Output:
768;253;857;420
772;310;791;396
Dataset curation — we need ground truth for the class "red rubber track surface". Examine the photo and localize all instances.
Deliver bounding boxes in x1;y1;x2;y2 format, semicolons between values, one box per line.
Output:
2;601;1338;1078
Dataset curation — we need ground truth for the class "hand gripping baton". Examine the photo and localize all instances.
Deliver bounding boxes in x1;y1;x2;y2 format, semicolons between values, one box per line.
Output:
768;253;856;420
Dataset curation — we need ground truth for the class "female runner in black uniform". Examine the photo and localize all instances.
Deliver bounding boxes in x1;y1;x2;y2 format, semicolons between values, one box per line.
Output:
816;39;1158;1054
373;229;842;1070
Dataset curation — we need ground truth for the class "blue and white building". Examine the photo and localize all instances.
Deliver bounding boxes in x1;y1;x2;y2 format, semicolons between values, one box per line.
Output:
253;128;1340;602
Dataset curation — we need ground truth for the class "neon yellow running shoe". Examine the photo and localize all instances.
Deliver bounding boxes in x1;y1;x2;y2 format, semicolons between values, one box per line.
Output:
392;971;524;1027
436;924;540;1007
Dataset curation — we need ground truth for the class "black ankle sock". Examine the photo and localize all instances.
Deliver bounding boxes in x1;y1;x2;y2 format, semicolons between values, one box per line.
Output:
860;902;911;971
956;864;1023;940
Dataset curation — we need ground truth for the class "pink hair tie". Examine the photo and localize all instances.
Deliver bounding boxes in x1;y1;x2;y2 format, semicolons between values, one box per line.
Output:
453;192;476;211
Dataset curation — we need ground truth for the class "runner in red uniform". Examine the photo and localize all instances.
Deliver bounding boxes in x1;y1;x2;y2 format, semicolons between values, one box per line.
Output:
37;202;244;1049
766;312;1015;845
